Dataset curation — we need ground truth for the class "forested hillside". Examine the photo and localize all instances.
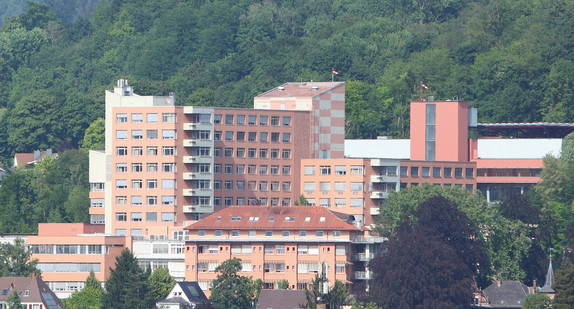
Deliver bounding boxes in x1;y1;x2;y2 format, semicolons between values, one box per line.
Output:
0;0;573;160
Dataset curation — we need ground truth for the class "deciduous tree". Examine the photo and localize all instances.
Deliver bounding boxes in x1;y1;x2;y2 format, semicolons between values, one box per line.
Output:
209;258;262;309
148;266;175;300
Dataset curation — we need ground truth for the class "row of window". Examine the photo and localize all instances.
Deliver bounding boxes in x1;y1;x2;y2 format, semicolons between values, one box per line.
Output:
304;182;364;192
214;114;291;127
195;244;346;255
30;245;104;255
196;230;342;238
305;198;364;208
115;212;175;222
116;113;176;123
403;166;474;179
116;162;176;173
116;146;176;156
213;196;292;207
114;195;175;206
213;147;291;159
115;179;176;190
116;129;175;140
304;165;364;176
214;163;291;175
215;131;291;143
214;180;291;192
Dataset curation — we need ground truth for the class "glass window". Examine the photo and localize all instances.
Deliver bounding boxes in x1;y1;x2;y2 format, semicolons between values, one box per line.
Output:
116;146;128;156
466;168;474;178
161;212;175;222
248;148;256;158
260;132;268;142
271;132;280;142
422;167;430;177
259;181;268;191
131;212;142;222
162;113;176;123
304;182;315;192
304;166;315;175
271;149;279;158
146;212;157;222
132;146;143;156
214;131;221;141
282;182;291;192
433;167;441;177
225;131;233;141
335;166;346;175
283;116;291;126
214;114;222;124
248;115;256;125
161;196;175;205
236;164;245;174
444;167;452;178
162;146;176;156
411;166;419;177
271;165;279;175
283;165;291;175
236;148;245;158
132;163;143;172
283;133;291;143
162;129;176;139
320;166;331;175
147;196;157;206
116;179;127;189
116;130;127;140
260;116;268;126
147;130;158;140
147;179;158;189
132;113;143;123
147;146;158;156
132;179;142;189
116;113;127;123
237;115;245;125
116;163;127;173
271;116;279;126
225;164;233;174
282;149;291;159
455;168;463;178
237;131;245;141
400;166;408;177
147;113;158;123
147;163;158;172
162;179;176;189
259;165;268;175
225;115;234;125
248;132;257;141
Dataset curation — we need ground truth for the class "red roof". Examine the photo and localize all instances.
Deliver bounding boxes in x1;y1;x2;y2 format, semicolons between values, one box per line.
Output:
0;276;62;307
256;82;344;98
185;206;360;231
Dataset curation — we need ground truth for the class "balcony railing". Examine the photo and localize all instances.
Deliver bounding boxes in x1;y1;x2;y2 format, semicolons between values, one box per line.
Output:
353;271;371;280
352;253;374;261
351;236;387;244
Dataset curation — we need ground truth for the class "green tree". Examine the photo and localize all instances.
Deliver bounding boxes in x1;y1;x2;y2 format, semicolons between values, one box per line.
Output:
62;271;104;309
102;248;154;309
294;194;310;206
523;293;551;309
351;302;380;309
80;117;104;150
325;281;349;309
0;238;39;277
6;290;24;309
210;258;262;309
277;279;290;290
300;274;326;309
148;266;175;300
552;260;574;309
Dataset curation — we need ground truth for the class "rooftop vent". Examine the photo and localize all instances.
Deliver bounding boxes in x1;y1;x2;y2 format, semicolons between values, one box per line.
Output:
277;86;285;91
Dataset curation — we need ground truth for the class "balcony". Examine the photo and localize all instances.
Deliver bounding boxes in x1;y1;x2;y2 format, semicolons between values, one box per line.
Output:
352;236;387;244
352;271;371;280
352;253;374;261
183;122;212;131
370;175;399;183
183;156;212;164
183;173;211;180
183;189;212;197
183;205;214;214
183;139;212;147
370;191;390;199
370;207;380;215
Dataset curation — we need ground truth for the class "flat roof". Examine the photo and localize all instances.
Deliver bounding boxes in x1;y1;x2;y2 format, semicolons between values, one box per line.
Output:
344;139;410;159
477;138;562;159
256;82;344;98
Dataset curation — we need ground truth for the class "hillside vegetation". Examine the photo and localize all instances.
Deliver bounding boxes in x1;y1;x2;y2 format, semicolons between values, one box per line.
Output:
0;0;573;157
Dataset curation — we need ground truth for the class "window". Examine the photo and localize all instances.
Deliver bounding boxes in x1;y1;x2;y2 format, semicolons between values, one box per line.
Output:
335;182;346;192
162;196;175;205
131;212;142;222
304;166;315;175
320;182;331;192
237;181;245;190
271;181;280;191
433;167;441;177
271;149;279;158
132;113;143;123
282;149;291;159
400;166;408;177
282;165;291;175
248;115;256;125
237;131;245;141
225;114;234;125
147;179;158;189
271;116;279;126
259;181;268;191
132;130;143;140
116;146;128;156
455;168;463;178
237;115;245;125
260;148;268;158
116;163;127;173
162;113;176;123
316;231;324;237
147;196;157;206
235;148;245;158
116;212;127;222
466;168;474;178
116;130;127;140
271;132;280;142
225;131;234;141
260;116;268;126
147;113;158;123
145;212;157;222
116;196;127;206
225;164;233;174
248;148;256;158
214;147;221;157
214;114;222;124
146;146;157;156
282;182;291;192
248;165;256;174
260;132;268;142
116;179;127;189
248;181;256;191
350;182;363;192
214;164;221;174
335;198;346;208
334;166;346;175
161;212;175;222
422;167;430;177
129;163;141;173
304;182;316;192
283;116;291;126
132;179;142;189
411;166;419;177
300;231;307;237
265;231;273;237
162;146;176;156
248;132;257;141
319;198;330;208
283;133;291;143
214;131;221;141
444;167;452;178
350;165;364;175
116;113;127;123
236;164;245;174
271;165;279;175
147;163;158;172
162;179;176;189
320;166;331;175
225;180;233;190
132;146;143;156
350;198;364;208
225;148;233;157
259;165;268;175
162;129;176;139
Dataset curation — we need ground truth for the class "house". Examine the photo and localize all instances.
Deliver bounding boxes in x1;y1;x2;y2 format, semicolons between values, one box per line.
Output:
257;289;307;309
0;276;63;309
13;149;58;168
474;280;532;308
156;281;211;309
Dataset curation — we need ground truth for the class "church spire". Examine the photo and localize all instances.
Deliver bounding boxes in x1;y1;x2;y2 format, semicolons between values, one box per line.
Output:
539;248;555;293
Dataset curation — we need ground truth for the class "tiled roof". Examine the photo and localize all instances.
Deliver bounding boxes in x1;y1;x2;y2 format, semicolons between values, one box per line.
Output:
256;82;344;98
0;277;62;308
257;289;307;309
185;206;360;231
482;281;531;308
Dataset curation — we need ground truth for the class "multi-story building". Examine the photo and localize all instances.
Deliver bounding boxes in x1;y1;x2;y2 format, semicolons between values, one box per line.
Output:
183;205;382;295
89;80;346;239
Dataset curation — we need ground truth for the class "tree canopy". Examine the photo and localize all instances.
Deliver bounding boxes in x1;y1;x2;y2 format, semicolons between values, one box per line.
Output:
209;258;262;309
0;238;40;277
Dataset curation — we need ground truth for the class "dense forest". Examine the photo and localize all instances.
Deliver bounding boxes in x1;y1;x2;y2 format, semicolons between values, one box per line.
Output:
0;0;572;160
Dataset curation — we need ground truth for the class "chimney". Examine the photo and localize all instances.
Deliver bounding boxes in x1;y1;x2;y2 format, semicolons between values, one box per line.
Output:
497;280;501;287
33;150;40;160
46;149;52;156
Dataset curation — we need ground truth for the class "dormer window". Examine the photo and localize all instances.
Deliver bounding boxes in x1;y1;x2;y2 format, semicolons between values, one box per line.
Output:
269;217;275;222
305;217;311;222
284;217;295;221
320;217;326;222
